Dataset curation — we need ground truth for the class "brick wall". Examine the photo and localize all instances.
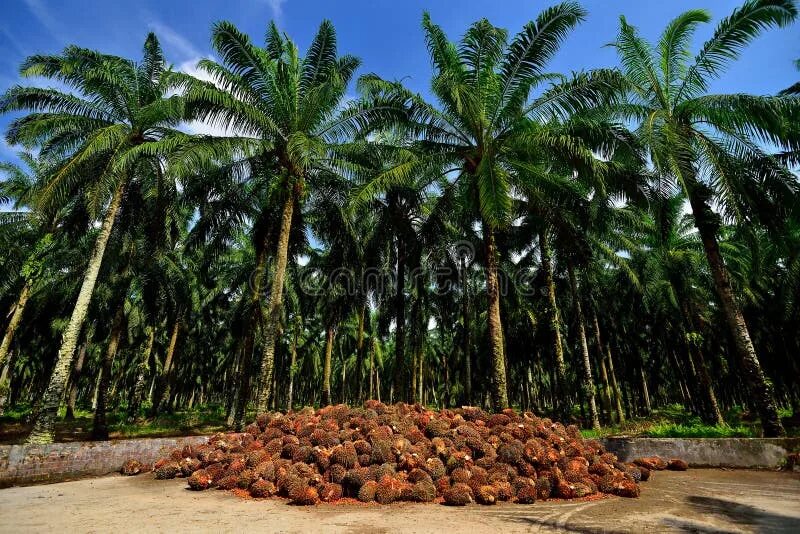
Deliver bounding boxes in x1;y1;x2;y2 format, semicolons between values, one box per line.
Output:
0;435;209;488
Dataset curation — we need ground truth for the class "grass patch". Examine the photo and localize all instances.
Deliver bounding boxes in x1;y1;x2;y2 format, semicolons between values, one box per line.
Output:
580;403;798;439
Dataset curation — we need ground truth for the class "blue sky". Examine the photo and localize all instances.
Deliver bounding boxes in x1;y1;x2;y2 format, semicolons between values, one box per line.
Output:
0;0;798;163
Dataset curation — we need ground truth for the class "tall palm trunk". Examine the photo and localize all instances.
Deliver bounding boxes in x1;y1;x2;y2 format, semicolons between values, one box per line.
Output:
460;256;472;405
356;300;366;403
127;326;155;422
232;238;269;428
392;237;406;403
0;279;32;373
592;312;614;423
227;343;245;427
27;180;125;444
688;188;783;436
150;320;180;416
483;221;509;411
92;305;125;440
606;344;625;423
286;315;300;411
368;337;375;400
256;191;295;413
639;362;652;415
567;260;600;430
340;344;347;404
681;301;724;426
539;229;568;418
322;324;335;405
64;342;87;420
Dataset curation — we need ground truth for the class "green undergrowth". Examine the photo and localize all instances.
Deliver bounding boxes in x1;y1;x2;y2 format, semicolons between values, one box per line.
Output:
580;403;799;439
0;403;237;443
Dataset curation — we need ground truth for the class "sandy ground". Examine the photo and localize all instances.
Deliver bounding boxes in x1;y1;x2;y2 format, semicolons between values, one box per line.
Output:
1;469;799;533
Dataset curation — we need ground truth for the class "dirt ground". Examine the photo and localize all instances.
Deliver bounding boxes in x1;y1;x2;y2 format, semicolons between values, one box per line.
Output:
1;469;799;533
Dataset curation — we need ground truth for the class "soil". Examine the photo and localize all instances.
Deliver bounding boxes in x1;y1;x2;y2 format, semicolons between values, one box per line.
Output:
1;469;799;532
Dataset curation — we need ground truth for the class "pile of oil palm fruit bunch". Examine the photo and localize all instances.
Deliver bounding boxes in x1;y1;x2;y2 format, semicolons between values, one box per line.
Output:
125;402;688;505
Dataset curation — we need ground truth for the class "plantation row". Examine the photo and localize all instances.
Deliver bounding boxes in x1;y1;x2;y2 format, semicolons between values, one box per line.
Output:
0;0;798;443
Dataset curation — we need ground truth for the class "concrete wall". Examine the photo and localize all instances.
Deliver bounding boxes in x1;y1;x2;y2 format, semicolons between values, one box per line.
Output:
0;435;208;488
2;435;797;488
601;437;800;468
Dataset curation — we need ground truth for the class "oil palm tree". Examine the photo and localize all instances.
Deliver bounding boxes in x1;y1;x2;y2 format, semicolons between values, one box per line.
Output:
357;4;619;410
1;33;188;443
610;0;799;435
174;20;402;412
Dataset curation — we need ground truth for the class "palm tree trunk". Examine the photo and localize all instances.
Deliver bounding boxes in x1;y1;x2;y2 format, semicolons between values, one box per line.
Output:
27;180;125;444
368;337;375;400
539;229;569;418
150;320;180;416
127;326;155;422
392;238;406;403
356;301;366;404
286;316;299;412
340;344;347;404
227;344;244;427
0;280;32;373
483;221;509;412
322;324;335;406
255;191;294;413
688;189;783;436
92;305;125;440
606;344;625;423
0;352;12;417
592;313;614;423
567;260;600;430
639;363;652;415
64;342;87;421
460;256;472;405
232;238;269;426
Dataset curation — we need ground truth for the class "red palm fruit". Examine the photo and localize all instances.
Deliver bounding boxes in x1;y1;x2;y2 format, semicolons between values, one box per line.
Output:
408;468;432;484
155;462;181;480
237;469;257;489
357;480;378;502
374;476;401;504
475;485;498;505
250;479;276;498
411;480;437;502
216;475;238;490
318;482;343;502
179;458;201;477
121;459;144;476
435;476;451;496
667;459;688;471
639;466;651;481
443;483;473;506
493;480;514;501
328;464;346;484
289;484;320;505
535;476;552;499
187;469;214;490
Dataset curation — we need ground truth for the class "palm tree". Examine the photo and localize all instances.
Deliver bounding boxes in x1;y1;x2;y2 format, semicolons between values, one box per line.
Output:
358;4;619;410
175;20;400;413
1;34;188;443
610;0;799;436
0;154;59;374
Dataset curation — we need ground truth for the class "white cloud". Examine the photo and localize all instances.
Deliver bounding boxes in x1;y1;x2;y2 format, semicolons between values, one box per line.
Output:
178;57;215;84
265;0;287;22
182;120;242;138
148;21;201;60
23;0;65;42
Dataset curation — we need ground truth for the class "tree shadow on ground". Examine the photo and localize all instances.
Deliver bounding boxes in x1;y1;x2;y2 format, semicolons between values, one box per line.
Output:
662;494;800;533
